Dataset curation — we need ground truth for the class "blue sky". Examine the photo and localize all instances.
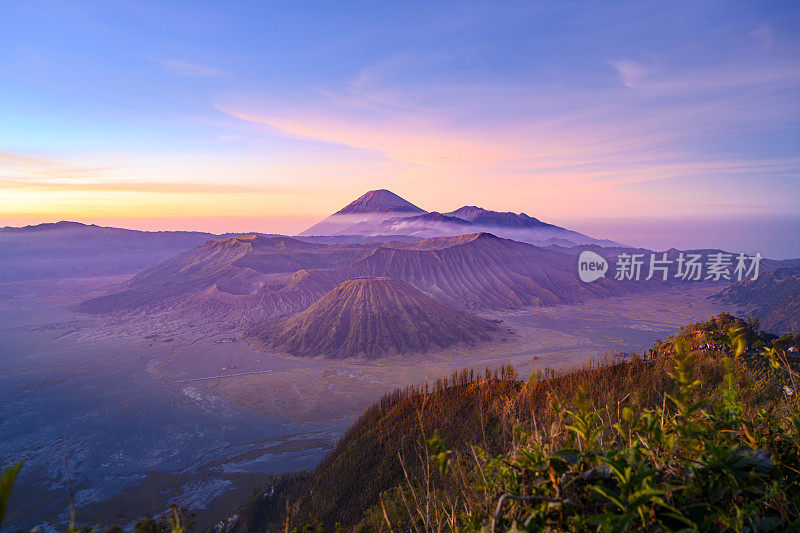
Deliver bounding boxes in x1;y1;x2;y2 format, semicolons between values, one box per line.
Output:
0;1;798;256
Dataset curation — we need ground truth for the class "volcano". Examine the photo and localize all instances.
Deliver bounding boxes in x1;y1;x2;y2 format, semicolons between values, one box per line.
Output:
334;189;425;215
298;190;426;236
252;277;497;358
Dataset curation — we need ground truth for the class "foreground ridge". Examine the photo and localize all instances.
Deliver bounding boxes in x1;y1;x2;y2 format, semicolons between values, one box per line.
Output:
232;314;800;531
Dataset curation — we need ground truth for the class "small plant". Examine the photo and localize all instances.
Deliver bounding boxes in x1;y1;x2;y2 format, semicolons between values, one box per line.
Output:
364;322;800;532
0;461;22;529
454;328;800;531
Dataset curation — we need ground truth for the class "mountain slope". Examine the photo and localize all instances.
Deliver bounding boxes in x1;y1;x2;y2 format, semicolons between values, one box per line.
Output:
299;190;425;236
711;267;800;334
78;235;368;316
364;211;476;238
334;189;425;215
233;379;525;531
80;232;633;320
79;234;256;313
251;277;496;358
340;233;626;309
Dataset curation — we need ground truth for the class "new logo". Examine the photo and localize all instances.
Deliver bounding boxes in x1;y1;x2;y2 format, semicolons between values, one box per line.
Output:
578;250;608;282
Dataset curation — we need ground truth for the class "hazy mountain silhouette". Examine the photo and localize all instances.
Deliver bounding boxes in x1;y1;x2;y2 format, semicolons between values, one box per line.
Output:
0;221;223;282
445;205;552;228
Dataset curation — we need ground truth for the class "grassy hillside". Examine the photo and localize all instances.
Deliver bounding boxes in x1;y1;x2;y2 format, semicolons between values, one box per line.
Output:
232;314;800;532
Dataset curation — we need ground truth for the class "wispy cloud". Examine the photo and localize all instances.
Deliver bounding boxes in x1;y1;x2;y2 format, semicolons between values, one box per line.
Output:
220;107;513;166
611;60;651;88
157;59;225;77
751;24;773;51
0;151;116;179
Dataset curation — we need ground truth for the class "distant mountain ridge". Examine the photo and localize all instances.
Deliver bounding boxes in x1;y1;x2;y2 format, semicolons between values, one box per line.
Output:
297;189;622;247
445;205;552;228
711;267;800;335
79;232;633;325
2;220;91;232
0;221;229;282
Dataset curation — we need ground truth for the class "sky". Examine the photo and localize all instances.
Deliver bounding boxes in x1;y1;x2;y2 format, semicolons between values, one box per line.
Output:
0;1;799;256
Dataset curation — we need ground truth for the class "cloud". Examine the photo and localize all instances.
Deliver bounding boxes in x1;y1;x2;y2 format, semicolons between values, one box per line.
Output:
317;61;438;116
611;60;651;88
220;107;515;167
751;24;773;51
158;59;225;77
0;151;116;179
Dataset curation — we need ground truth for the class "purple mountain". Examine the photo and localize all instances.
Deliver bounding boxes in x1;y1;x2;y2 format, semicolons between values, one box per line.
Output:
298;189;621;247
